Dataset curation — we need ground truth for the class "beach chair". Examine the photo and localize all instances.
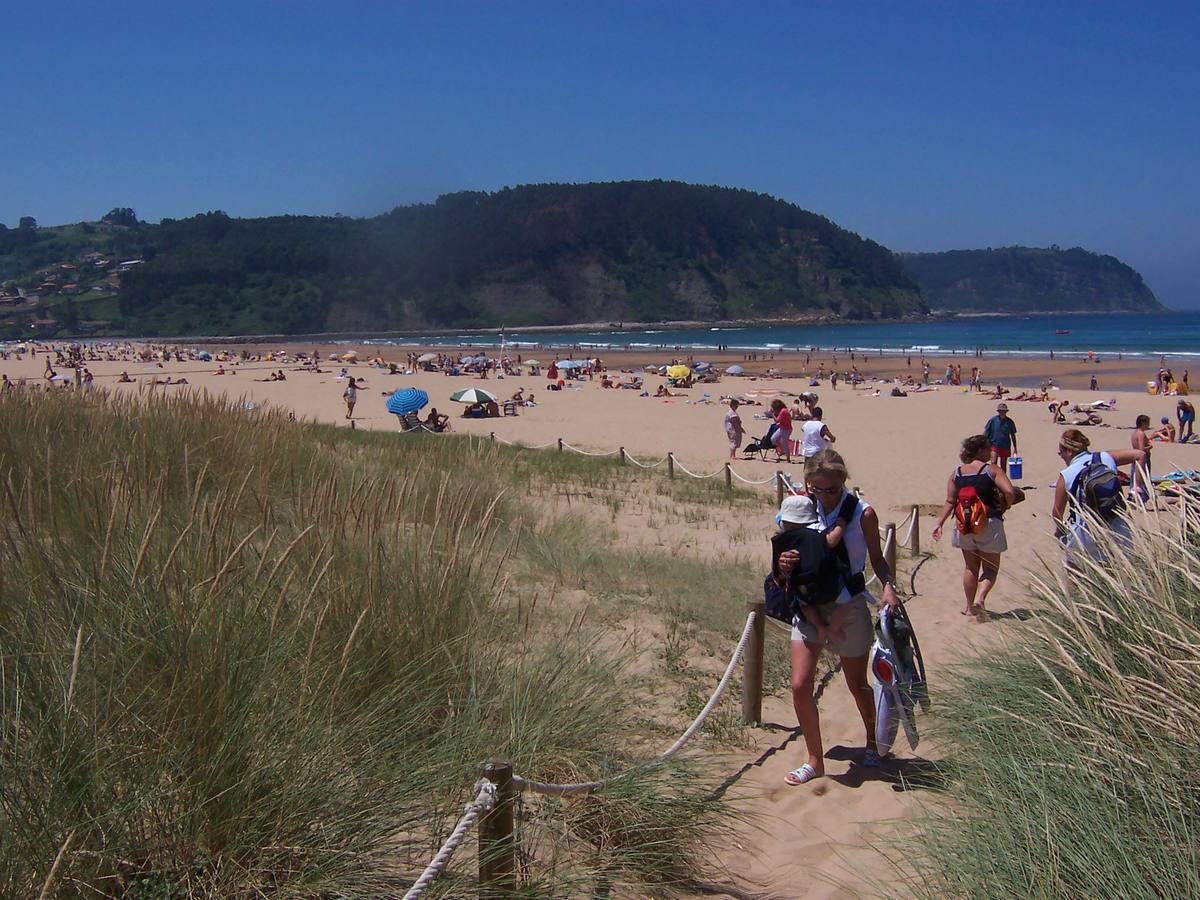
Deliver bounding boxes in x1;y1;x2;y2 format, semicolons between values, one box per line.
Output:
502;400;518;416
398;412;423;432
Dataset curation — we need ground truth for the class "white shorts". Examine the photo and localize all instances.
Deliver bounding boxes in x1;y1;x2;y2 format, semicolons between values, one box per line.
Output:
951;518;1008;553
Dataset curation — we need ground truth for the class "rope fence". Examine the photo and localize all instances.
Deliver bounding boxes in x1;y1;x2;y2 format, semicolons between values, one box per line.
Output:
402;779;497;900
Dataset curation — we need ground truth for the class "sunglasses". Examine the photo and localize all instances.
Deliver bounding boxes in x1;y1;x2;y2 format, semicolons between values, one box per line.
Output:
807;486;841;495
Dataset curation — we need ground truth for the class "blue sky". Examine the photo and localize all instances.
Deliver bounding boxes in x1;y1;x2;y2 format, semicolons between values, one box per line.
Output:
3;2;1197;307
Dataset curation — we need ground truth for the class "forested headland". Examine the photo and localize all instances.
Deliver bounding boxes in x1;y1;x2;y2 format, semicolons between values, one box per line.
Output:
0;182;923;337
899;246;1163;313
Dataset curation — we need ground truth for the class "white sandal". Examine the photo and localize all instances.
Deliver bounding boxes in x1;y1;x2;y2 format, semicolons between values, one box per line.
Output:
784;763;821;785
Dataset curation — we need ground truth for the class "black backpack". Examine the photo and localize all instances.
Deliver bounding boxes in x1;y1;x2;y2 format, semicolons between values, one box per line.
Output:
764;495;862;623
1070;453;1126;523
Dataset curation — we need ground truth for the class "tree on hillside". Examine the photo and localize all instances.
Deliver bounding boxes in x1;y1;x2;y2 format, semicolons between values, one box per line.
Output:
102;208;140;227
18;217;36;230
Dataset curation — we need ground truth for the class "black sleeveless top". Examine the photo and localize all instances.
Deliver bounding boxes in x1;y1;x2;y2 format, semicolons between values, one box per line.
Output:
954;464;1003;520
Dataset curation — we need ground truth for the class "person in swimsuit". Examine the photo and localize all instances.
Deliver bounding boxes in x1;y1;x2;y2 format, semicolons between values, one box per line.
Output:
931;434;1018;618
1131;415;1152;502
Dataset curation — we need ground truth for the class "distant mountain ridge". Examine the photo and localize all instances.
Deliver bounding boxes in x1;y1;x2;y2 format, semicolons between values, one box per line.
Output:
899;246;1164;313
0;182;924;337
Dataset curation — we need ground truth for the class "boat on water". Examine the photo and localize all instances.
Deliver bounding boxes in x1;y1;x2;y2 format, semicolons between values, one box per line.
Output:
1055;329;1070;335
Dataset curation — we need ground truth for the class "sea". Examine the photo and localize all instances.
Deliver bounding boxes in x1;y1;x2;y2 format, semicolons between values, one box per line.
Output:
363;312;1200;360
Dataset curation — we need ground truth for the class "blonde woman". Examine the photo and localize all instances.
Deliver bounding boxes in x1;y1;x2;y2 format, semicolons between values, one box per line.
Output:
775;449;900;785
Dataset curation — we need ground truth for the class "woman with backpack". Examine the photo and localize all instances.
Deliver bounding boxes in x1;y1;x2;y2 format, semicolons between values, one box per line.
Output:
775;449;900;786
931;434;1018;618
1052;429;1145;563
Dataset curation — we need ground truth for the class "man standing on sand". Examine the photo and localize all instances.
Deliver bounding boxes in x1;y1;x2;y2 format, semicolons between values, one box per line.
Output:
984;403;1018;468
724;399;744;460
1178;399;1195;443
1131;415;1153;502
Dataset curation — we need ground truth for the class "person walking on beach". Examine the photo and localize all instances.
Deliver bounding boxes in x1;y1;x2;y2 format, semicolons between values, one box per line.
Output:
775;450;901;785
770;399;793;462
984;403;1018;468
800;406;835;459
724;399;744;460
1052;429;1145;564
1178;399;1195;443
1131;415;1152;502
342;377;360;419
931;435;1018;618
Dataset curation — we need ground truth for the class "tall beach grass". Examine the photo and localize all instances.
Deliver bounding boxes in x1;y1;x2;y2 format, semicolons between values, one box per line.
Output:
0;388;736;897
903;501;1200;898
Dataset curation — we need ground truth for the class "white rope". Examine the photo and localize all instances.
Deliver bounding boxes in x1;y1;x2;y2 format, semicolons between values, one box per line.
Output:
625;453;669;469
901;508;918;548
671;459;726;480
865;526;898;588
402;779;497;900
512;611;759;796
730;469;777;486
559;441;621;457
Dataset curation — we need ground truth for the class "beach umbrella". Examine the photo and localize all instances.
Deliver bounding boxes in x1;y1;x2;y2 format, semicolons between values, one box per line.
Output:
417;352;437;363
450;387;498;404
557;360;579;369
341;349;359;360
725;365;744;375
667;364;691;379
523;359;542;367
197;350;212;361
694;361;712;371
386;387;429;416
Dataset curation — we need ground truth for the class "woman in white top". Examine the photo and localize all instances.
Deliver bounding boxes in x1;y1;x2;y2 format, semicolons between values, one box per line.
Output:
777;449;900;786
800;406;836;459
1051;428;1143;563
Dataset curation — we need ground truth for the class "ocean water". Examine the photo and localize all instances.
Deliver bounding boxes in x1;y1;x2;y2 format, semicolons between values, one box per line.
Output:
365;312;1200;359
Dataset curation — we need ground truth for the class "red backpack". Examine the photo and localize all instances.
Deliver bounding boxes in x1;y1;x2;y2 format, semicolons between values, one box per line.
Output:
954;483;990;534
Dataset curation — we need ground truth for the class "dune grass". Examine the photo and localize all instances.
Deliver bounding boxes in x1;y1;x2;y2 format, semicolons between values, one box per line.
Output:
902;501;1200;898
0;388;742;898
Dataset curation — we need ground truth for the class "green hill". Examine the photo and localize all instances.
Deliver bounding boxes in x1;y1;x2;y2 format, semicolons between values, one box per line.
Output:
0;182;925;338
899;246;1164;313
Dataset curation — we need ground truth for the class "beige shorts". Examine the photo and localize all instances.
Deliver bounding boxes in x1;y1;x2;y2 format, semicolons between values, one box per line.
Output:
791;594;874;658
951;517;1008;553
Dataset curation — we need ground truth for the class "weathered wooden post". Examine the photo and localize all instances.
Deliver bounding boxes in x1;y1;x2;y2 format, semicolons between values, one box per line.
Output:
490;431;496;444
776;471;785;506
724;462;732;490
885;522;897;583
742;600;766;725
667;452;675;479
619;446;626;466
910;504;921;556
479;760;516;896
557;437;563;453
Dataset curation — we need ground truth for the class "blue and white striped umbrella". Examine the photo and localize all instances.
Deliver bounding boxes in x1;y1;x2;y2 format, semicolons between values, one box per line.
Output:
386;388;429;415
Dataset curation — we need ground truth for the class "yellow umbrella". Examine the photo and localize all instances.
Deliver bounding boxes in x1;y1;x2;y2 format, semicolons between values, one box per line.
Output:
666;364;691;379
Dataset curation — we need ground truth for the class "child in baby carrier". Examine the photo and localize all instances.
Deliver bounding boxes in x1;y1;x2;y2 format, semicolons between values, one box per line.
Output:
770;493;856;643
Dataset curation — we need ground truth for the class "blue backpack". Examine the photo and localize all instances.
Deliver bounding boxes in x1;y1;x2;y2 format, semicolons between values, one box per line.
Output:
1071;453;1125;522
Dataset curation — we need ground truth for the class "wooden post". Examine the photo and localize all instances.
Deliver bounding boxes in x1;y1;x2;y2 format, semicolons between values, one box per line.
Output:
775;471;785;506
490;431;496;444
742;600;766;725
479;759;515;896
557;437;563;453
885;522;897;583
724;462;732;490
619;446;626;466
667;452;675;479
910;504;920;556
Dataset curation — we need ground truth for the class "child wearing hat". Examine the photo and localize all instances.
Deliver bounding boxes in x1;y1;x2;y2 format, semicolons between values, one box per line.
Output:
775;494;850;645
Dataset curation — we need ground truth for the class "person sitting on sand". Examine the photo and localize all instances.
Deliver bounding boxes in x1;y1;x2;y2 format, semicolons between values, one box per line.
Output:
117;371;133;383
1071;411;1104;426
655;384;675;398
485;400;500;417
1151;416;1176;443
424;408;450;432
511;388;525;403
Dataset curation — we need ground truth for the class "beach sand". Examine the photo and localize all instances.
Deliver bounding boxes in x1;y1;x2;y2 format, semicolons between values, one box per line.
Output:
7;344;1198;896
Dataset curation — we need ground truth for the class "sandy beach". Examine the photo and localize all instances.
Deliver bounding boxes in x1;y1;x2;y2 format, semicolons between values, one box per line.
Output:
7;342;1198;896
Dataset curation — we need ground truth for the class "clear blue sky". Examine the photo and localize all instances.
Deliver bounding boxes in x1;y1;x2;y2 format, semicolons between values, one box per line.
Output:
3;1;1197;307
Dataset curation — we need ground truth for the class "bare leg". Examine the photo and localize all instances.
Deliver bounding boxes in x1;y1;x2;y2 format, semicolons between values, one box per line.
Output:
974;550;1001;615
790;639;824;773
961;549;981;614
840;653;877;753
